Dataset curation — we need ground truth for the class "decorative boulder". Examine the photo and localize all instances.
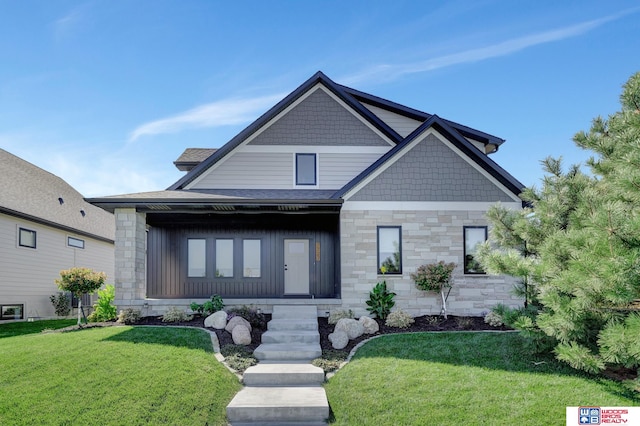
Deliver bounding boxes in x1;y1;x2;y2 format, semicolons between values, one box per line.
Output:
359;316;379;334
335;318;364;340
225;316;252;333
328;330;349;350
204;310;227;329
232;325;251;345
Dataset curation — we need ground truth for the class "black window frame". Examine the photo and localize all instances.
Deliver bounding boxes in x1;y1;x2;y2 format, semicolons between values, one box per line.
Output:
464;226;488;275
215;238;235;278
295;153;317;186
377;226;402;275
187;238;207;278
242;238;262;278
67;236;85;249
0;304;24;320
18;227;36;249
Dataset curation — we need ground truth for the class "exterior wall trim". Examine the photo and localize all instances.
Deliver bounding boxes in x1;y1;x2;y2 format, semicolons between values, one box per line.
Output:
342;201;522;211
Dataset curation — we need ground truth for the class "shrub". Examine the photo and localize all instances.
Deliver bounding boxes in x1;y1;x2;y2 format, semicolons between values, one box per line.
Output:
385;310;415;328
328;309;354;325
227;305;266;329
426;316;440;325
49;293;71;317
220;344;258;373
411;261;457;318
312;350;348;373
484;311;504;327
161;307;192;323
455;317;474;330
366;280;396;320
117;308;141;325
190;294;225;316
87;285;117;322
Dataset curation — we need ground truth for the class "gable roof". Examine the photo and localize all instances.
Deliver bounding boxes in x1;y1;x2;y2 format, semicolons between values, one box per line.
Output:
174;148;217;171
168;71;403;190
334;115;523;200
0;149;115;243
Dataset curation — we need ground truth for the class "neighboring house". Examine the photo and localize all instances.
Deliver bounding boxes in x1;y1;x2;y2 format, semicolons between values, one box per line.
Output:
0;149;115;320
88;71;524;317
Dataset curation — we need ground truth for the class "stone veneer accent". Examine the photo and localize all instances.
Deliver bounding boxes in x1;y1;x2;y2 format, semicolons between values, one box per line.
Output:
339;208;523;317
114;208;147;310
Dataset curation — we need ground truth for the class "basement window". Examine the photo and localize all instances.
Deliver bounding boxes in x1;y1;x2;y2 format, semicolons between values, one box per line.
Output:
0;304;24;320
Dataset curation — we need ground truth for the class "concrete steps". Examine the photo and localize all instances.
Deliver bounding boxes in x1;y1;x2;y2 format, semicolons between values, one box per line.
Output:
226;305;328;425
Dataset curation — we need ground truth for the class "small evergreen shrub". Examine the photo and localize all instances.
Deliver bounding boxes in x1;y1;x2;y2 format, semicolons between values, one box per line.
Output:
328;309;354;325
117;308;141;325
312;349;348;373
161;307;192;323
484;311;504;327
227;305;266;329
88;285;117;322
385;310;415;328
366;280;396;320
49;293;71;317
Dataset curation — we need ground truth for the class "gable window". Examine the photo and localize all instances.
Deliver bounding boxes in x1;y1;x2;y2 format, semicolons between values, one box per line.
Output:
295;153;317;186
188;239;206;277
377;226;401;274
19;228;36;249
68;237;85;249
464;226;487;274
243;239;261;278
215;239;234;277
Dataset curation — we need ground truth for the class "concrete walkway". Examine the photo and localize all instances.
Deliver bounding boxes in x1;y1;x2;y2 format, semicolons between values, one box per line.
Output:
226;305;329;425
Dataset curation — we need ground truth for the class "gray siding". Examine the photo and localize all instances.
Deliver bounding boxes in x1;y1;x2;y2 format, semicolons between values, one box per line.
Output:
248;88;390;147
348;133;515;202
191;152;292;189
146;214;339;299
363;103;422;138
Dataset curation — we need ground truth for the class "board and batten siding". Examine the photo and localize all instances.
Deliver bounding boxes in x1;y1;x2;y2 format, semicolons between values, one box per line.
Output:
0;213;114;319
189;148;387;190
146;215;339;299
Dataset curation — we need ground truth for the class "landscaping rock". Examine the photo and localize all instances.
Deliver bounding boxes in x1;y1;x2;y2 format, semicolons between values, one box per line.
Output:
359;316;379;334
328;330;348;350
335;318;364;339
225;316;252;333
205;310;227;329
232;325;252;345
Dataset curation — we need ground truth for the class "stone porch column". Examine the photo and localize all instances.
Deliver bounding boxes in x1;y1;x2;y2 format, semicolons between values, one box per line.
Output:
114;208;146;309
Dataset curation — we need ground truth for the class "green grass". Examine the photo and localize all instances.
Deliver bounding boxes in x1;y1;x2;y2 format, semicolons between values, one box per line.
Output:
0;319;77;338
325;332;639;425
0;325;241;425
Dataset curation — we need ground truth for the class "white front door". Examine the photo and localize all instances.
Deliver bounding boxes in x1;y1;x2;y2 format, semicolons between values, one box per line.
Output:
284;239;310;295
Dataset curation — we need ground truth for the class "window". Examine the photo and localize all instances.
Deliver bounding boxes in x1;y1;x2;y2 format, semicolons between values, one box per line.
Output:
19;228;36;248
216;239;234;277
243;239;261;278
188;239;206;277
295;153;317;185
68;237;85;249
464;226;488;274
377;226;402;274
0;304;24;320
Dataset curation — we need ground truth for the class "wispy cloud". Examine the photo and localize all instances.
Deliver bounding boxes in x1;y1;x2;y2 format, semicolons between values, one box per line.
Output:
129;93;285;141
342;8;639;86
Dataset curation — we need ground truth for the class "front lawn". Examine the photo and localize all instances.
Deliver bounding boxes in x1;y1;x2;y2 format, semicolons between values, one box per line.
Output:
0;324;241;425
325;332;639;425
0;319;76;338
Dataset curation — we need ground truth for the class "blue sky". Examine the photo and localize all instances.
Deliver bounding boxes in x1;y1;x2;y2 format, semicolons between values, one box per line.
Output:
1;1;639;197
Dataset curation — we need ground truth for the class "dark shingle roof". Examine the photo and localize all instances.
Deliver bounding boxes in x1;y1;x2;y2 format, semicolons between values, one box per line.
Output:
0;149;115;242
174;148;217;171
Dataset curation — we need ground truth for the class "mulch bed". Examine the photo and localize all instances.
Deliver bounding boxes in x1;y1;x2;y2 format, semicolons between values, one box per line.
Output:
134;313;510;355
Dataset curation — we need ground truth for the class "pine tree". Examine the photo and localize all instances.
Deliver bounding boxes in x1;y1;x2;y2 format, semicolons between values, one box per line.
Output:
478;71;640;376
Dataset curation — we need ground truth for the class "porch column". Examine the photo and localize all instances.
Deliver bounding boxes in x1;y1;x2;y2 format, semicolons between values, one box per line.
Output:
114;208;147;309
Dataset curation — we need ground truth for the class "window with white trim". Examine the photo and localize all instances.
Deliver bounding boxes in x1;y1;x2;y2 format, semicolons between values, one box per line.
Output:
19;228;36;249
464;226;487;274
295;153;317;186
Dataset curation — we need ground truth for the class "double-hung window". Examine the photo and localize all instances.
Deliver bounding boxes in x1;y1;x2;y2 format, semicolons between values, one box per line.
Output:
464;226;487;274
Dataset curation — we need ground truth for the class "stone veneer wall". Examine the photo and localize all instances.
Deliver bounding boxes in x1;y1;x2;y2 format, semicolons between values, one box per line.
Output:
114;208;147;310
340;209;523;317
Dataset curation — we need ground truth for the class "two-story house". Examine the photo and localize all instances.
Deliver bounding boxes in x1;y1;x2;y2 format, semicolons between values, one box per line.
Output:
88;71;524;317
